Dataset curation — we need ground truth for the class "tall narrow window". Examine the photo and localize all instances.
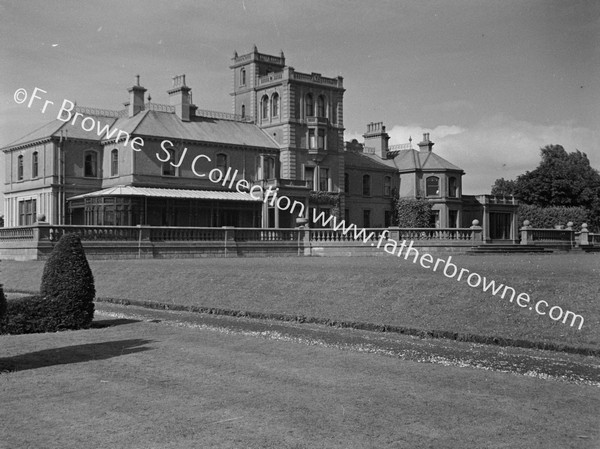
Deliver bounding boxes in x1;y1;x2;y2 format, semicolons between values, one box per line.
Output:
317;95;325;117
216;153;228;172
264;157;275;179
111;149;119;177
304;166;315;190
162;149;176;176
305;94;314;117
17;155;24;180
362;174;371;196
318;129;325;149
448;177;458;197
308;129;316;149
241;104;245;119
261;95;269;120
18;199;36;226
271;93;279;117
84;151;98;177
319;167;329;191
383;176;391;197
344;173;349;193
32;152;39;178
426;176;440;196
363;210;371;228
240;68;246;86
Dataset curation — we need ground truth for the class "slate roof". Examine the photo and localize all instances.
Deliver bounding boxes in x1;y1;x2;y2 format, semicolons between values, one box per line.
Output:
3;109;279;150
346;148;464;173
68;186;261;202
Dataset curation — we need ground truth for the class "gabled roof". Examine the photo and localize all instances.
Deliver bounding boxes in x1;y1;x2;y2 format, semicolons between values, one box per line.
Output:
68;185;261;202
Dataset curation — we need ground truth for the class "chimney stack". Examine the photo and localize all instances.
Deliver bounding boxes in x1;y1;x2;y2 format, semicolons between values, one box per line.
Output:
168;74;195;121
125;75;146;117
418;132;434;152
363;122;390;159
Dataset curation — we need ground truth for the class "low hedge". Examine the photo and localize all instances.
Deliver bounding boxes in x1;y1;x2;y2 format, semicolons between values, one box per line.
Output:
1;294;96;335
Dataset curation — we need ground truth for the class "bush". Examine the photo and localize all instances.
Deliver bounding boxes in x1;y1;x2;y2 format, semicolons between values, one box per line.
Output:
517;204;590;230
2;295;54;334
392;198;433;227
39;233;95;330
0;284;7;328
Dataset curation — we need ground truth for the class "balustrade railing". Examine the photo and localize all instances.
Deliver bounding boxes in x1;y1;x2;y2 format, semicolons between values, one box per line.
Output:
396;228;473;241
150;227;225;242
528;229;574;242
234;228;300;241
0;227;34;240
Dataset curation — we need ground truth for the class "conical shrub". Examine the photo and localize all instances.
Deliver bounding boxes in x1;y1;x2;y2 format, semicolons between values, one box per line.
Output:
40;233;95;329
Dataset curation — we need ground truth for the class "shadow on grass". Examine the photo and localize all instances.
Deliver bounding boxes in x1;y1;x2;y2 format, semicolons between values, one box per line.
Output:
91;318;142;328
0;339;154;373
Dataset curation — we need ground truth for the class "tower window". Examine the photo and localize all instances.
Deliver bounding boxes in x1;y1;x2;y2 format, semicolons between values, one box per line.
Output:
111;149;119;177
32;152;39;178
426;176;440;196
317;95;325;117
271;93;279;117
84;151;98;177
241;104;245;119
305;94;314;117
261;95;269;120
240;68;246;86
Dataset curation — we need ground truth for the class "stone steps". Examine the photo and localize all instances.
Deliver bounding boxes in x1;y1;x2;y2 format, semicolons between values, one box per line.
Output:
467;245;553;255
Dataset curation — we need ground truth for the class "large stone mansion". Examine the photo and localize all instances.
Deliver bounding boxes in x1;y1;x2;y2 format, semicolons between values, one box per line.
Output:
2;46;517;241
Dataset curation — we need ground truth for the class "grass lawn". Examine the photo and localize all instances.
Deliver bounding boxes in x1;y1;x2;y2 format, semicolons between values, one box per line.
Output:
2;252;599;350
1;318;599;448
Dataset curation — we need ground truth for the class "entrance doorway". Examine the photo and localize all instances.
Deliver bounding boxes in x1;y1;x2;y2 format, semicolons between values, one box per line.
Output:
489;212;512;240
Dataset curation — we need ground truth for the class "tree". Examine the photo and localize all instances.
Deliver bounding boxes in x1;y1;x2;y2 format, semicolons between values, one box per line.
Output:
40;233;95;329
491;178;517;197
0;284;6;327
514;145;600;209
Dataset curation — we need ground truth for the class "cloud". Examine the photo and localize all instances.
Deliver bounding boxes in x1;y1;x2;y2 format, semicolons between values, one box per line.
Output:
346;115;600;195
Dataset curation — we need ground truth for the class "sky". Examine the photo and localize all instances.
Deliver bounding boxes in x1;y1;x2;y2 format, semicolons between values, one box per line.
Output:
1;0;599;214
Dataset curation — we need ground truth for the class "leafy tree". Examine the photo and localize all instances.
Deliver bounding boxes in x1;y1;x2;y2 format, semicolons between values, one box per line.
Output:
0;284;7;328
514;145;600;209
491;178;517;197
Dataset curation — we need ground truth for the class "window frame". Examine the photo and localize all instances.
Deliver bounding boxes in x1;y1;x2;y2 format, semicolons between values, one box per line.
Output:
17;154;24;181
305;94;314;117
362;174;371;196
32;151;39;178
319;167;329;192
383;176;391;197
261;95;269;120
84;151;99;178
271;93;279;118
110;148;119;177
216;153;228;172
316;95;325;117
162;148;177;177
426;176;440;197
448;176;458;198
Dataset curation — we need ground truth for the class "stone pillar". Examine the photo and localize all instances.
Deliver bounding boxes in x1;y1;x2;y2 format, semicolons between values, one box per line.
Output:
222;226;236;257
470;220;482;244
579;223;589;246
520;220;531;245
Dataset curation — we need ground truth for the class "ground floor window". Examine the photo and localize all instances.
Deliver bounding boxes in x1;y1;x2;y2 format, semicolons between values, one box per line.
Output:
363;209;371;228
429;210;440;228
18;199;36;225
449;210;458;228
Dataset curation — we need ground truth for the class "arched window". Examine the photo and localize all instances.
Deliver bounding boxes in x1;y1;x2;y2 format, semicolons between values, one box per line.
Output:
17;155;24;180
448;177;458;197
383;176;391;197
111;149;119;177
317;95;325;117
240;68;246;86
241;104;245;119
216;153;228;171
271;93;279;118
261;95;269;120
426;176;440;196
344;173;349;193
362;174;371;196
32;152;39;178
84;151;98;177
161;148;176;176
305;94;314;117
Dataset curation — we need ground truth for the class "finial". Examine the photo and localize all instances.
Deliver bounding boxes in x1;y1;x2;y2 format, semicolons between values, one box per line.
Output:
409;136;412;143
147;94;152;103
135;74;140;86
253;44;258;52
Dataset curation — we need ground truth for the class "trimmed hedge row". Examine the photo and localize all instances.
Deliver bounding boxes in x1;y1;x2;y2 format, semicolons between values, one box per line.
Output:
517;204;590;230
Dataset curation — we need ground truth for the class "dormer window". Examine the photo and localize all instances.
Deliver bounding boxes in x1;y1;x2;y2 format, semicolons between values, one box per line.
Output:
162;148;176;176
216;153;228;172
